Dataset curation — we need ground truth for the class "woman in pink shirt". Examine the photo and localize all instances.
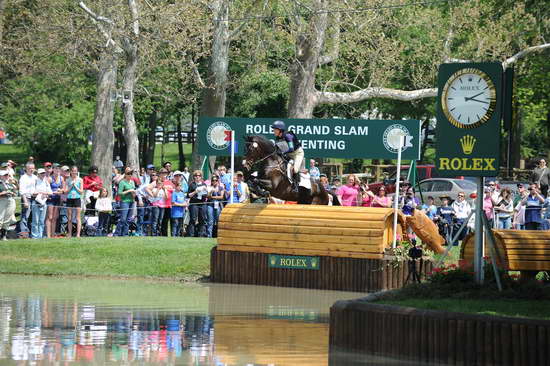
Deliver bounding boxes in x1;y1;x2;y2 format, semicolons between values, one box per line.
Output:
337;174;361;206
371;185;393;208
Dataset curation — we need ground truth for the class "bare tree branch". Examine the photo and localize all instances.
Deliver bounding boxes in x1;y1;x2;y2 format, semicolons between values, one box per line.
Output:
78;2;113;24
318;10;340;66
189;58;206;88
78;1;120;50
128;0;139;36
316;86;437;105
502;43;550;68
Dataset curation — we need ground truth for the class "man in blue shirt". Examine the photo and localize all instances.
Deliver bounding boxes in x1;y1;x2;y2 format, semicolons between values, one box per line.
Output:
171;183;188;236
436;196;455;241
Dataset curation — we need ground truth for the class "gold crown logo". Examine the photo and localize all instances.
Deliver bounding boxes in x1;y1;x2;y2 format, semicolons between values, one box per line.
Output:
460;135;476;155
270;256;277;265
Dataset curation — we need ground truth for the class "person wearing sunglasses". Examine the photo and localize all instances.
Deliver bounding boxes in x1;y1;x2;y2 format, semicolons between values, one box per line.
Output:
187;170;208;237
115;170;137;236
521;183;544;230
531;159;550;197
451;191;472;245
206;175;225;238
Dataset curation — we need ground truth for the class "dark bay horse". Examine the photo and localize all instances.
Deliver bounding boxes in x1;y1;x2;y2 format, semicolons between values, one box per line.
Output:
243;135;339;205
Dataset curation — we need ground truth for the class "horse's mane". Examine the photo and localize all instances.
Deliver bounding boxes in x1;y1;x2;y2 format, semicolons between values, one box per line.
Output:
245;135;276;154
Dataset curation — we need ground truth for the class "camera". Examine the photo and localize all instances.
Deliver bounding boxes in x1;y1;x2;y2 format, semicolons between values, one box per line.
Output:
408;244;422;260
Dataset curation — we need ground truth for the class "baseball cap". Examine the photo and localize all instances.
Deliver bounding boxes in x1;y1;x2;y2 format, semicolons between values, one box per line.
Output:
0;170;8;176
53;163;60;168
236;171;244;176
0;162;8;168
44;162;52;167
146;164;155;169
173;170;183;176
61;165;70;171
37;168;46;174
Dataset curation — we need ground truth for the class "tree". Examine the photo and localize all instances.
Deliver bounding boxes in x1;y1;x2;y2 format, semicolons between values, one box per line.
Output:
2;74;95;164
282;0;549;119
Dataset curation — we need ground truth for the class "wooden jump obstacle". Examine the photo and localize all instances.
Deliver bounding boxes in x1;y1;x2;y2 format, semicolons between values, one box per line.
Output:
461;230;550;273
210;204;432;292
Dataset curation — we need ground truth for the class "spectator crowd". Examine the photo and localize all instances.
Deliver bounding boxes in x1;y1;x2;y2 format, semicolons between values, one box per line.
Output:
0;156;548;242
0;157;254;240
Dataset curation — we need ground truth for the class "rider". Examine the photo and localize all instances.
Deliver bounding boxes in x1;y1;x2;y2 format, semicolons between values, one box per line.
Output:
271;120;304;190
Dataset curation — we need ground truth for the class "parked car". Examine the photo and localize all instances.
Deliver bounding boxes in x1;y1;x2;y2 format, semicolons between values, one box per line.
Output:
369;165;464;195
415;178;477;205
497;180;531;196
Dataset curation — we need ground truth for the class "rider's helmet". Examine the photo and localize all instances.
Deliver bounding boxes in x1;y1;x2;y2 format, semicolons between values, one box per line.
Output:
271;120;286;131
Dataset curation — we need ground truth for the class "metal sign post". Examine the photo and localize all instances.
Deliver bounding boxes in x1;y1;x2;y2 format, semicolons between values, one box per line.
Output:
474;177;485;284
392;136;404;249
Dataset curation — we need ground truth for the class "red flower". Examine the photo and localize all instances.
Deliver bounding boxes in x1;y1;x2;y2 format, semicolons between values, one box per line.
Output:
433;267;443;273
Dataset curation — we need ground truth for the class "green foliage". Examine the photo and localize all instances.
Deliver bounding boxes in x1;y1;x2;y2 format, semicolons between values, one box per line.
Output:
0;74;95;165
228;69;289;118
516;53;550;159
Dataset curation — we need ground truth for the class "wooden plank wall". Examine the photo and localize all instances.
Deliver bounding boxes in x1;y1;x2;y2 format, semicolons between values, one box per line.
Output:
210;247;433;292
218;204;404;259
329;300;550;366
461;230;550;271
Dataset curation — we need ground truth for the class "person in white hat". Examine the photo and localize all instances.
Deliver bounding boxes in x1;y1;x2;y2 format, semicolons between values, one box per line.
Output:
31;168;52;239
0;170;16;240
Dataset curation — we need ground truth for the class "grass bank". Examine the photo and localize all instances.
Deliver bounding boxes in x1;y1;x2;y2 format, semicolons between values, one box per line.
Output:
378;298;550;320
0;236;215;281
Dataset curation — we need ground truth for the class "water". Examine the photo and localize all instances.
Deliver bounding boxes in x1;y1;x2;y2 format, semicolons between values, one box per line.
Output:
0;275;363;365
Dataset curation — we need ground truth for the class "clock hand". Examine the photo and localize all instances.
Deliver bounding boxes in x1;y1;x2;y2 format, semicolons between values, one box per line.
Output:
464;92;484;102
469;98;489;104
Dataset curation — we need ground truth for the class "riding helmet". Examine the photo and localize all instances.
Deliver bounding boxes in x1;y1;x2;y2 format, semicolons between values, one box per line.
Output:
271;120;286;131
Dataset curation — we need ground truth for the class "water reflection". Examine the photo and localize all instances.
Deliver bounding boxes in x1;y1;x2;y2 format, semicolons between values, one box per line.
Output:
0;275;363;365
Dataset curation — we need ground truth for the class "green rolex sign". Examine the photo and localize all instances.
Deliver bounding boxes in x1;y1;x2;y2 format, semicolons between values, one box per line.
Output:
435;63;503;176
268;254;320;270
198;117;421;160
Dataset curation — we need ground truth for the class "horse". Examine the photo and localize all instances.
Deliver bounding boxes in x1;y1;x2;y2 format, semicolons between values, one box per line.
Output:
242;135;339;205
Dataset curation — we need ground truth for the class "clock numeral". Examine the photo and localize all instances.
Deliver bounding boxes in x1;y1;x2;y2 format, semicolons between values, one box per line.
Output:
450;86;456;91
459;78;463;84
457;114;462;121
450;107;456;111
467;116;470;124
476;114;481;121
478;78;482;83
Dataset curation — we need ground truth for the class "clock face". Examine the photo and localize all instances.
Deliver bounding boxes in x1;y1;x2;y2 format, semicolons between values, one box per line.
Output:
441;68;497;129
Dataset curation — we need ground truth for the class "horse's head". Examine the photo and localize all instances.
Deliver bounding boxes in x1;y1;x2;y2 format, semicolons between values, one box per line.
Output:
243;135;276;170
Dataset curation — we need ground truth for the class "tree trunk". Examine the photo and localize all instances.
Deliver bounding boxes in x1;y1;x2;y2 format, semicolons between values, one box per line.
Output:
0;0;6;44
145;110;157;166
121;39;140;171
193;0;230;170
119;0;140;172
287;0;328;118
177;113;185;170
91;49;117;197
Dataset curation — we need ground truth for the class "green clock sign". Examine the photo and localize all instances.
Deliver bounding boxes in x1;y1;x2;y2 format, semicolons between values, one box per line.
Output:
435;63;503;176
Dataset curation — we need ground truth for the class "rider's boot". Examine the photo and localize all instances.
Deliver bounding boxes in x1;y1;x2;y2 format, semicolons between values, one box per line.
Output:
292;171;300;192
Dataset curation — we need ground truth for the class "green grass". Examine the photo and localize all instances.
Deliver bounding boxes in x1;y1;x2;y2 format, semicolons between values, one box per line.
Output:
0;144;27;167
0;236;215;280
377;298;550;320
153;143;193;169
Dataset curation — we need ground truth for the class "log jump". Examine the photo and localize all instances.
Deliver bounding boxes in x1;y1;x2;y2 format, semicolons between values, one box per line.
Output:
210;204;434;292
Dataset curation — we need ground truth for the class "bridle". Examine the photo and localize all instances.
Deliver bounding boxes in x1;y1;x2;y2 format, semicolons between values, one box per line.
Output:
244;141;285;175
